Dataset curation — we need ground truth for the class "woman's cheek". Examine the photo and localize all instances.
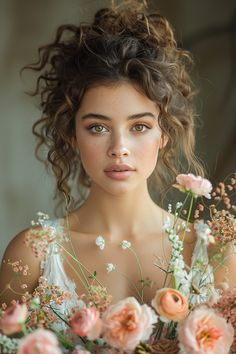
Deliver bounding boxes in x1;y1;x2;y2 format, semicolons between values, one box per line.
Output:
137;138;160;170
79;141;104;175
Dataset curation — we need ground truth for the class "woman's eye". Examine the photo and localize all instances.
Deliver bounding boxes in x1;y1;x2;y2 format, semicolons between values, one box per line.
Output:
87;124;108;133
133;124;150;132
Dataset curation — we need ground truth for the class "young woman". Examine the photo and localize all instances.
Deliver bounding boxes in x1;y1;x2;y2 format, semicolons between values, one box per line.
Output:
0;2;234;308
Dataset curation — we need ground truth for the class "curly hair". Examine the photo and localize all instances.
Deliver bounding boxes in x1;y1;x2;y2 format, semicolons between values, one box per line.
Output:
24;1;204;208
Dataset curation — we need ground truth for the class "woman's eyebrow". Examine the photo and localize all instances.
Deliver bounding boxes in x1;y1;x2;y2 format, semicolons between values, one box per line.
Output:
80;112;157;121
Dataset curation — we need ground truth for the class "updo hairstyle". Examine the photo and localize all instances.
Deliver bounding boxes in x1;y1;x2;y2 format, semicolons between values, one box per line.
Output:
25;1;204;208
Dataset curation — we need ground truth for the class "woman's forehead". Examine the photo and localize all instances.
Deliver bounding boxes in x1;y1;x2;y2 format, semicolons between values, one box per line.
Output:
76;82;160;119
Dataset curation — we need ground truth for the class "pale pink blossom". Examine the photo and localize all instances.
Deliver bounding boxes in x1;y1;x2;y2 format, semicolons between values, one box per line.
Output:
102;297;157;352
178;306;234;354
174;174;212;199
0;303;28;335
69;307;102;340
151;288;189;322
18;328;62;354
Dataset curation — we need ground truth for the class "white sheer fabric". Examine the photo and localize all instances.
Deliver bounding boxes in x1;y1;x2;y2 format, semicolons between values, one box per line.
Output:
40;218;216;313
40;218;83;331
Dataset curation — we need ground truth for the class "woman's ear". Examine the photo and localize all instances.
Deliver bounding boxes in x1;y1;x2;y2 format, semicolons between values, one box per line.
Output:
160;133;168;149
71;136;78;151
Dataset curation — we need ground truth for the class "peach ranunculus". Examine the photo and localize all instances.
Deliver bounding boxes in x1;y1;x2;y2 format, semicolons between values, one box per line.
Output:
151;288;189;322
69;307;102;340
178;306;234;354
174;174;212;199
102;297;157;352
18;328;62;354
0;303;28;335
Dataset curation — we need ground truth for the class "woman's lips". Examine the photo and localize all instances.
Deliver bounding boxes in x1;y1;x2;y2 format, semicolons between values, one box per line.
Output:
104;170;135;180
104;163;136;180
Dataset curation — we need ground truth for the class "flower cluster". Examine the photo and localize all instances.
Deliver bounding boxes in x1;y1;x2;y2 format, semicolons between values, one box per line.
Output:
0;173;235;354
213;288;236;352
24;212;67;257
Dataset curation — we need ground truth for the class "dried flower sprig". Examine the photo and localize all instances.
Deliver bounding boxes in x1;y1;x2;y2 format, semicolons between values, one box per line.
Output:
87;285;112;313
0;260;30;301
24;276;72;329
208;210;236;245
24;213;67;258
213;288;236;353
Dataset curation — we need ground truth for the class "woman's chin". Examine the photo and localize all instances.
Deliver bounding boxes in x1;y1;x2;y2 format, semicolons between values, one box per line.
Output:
91;179;140;196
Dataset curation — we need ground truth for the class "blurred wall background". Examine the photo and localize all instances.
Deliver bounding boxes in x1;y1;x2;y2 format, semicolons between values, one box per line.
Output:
0;0;236;261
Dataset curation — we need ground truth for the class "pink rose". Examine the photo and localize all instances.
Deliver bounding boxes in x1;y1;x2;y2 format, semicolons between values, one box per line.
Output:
178;306;234;354
174;174;212;199
102;297;157;352
0;303;28;335
18;328;62;354
69;307;102;340
151;288;189;322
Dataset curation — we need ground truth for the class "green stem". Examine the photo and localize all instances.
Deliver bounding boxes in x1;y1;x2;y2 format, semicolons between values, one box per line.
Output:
56;242;104;288
62;254;89;293
173;192;190;228
154;321;165;341
114;269;143;303
21;323;27;336
64;214;90;288
4;284;25;297
182;194;194;242
0;287;8;297
48;304;70;326
129;247;144;302
55;330;74;350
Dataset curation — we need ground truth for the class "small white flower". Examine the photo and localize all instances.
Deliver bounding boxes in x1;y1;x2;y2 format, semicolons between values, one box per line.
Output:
106;263;115;273
163;216;171;231
176;202;183;209
168;203;172;213
121;240;131;249
95;235;105;250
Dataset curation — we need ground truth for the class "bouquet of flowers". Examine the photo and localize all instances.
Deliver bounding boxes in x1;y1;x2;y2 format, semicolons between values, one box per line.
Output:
0;173;235;354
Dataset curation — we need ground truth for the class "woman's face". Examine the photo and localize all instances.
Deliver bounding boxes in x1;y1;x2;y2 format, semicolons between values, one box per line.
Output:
75;82;164;195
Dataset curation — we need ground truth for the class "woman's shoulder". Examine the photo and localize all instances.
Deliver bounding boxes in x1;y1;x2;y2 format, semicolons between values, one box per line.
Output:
0;213;64;305
0;227;43;306
2;227;43;263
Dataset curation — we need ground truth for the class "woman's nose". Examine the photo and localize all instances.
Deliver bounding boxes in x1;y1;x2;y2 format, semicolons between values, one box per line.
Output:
107;134;130;158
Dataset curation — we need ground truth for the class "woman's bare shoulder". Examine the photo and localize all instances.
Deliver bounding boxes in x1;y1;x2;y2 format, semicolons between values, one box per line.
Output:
2;227;44;262
0;227;43;306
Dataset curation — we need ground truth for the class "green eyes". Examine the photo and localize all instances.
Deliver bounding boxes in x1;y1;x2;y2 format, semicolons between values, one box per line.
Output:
134;124;145;132
87;124;151;134
92;125;104;133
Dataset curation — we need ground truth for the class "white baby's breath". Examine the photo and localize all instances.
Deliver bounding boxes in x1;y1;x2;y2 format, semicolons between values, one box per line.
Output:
106;263;115;273
162;216;171;232
0;333;20;354
121;240;131;249
176;202;183;209
31;212;49;227
168;203;172;213
95;235;105;250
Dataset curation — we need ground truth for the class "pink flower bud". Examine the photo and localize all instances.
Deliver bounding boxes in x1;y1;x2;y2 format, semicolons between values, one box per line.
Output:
0;303;28;335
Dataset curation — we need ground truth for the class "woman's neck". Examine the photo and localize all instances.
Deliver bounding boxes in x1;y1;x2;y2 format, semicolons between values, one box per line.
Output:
70;182;162;241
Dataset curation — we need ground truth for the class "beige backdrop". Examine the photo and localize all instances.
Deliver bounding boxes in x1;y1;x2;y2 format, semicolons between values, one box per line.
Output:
1;0;236;261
